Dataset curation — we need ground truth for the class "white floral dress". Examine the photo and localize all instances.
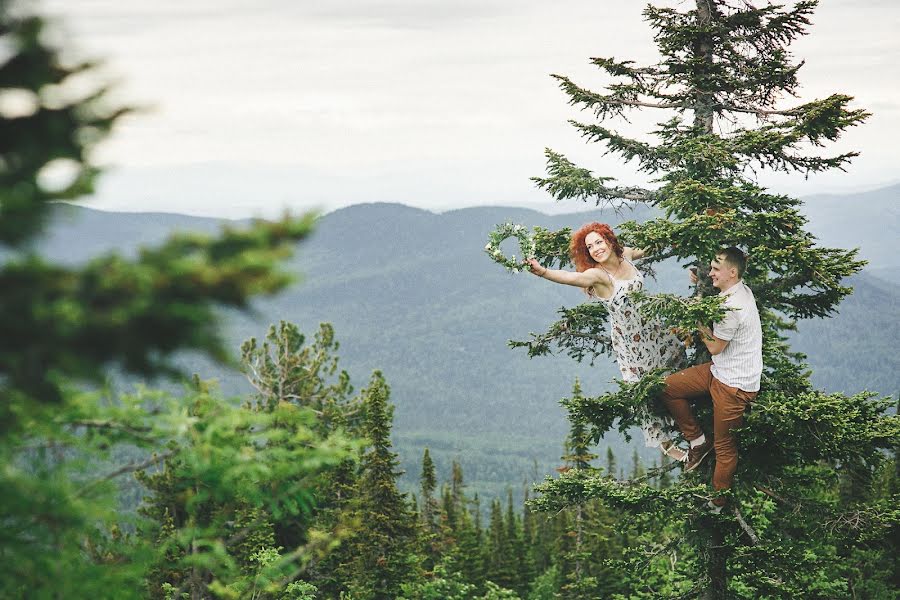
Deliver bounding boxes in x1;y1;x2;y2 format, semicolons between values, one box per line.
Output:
596;264;687;448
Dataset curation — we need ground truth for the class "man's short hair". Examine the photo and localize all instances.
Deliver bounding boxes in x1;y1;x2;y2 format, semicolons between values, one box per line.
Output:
717;246;747;278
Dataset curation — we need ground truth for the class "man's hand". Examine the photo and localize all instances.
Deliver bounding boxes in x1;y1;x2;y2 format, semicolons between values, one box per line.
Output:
697;322;729;355
689;266;699;285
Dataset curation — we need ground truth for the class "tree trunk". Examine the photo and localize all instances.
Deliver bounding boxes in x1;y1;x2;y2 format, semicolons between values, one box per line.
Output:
693;0;717;135
702;522;727;600
694;3;728;597
575;503;583;583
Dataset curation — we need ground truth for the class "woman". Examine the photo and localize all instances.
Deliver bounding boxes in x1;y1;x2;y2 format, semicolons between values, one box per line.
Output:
526;222;687;461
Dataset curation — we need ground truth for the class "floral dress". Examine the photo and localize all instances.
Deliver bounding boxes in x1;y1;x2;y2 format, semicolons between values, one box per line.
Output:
596;264;687;448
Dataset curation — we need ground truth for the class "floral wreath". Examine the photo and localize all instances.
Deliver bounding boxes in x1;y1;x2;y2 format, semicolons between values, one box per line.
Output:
485;223;536;273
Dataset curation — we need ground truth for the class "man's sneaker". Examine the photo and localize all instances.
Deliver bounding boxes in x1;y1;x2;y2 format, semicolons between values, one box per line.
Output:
706;500;724;514
684;439;713;472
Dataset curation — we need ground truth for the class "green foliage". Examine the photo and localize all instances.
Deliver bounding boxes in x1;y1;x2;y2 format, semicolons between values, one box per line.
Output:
136;379;353;597
0;1;127;245
0;3;342;598
508;302;612;364
398;563;477;600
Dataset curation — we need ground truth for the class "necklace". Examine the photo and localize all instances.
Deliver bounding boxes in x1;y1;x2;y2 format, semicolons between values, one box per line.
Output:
608;257;625;279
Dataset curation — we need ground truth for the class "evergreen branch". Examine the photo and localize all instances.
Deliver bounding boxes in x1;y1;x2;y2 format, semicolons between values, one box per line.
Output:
551;73;674;119
563;371;670;443
76;449;178;497
531;225;573;267
508;302;612;364
588;56;664;78
717;103;802;117
628;455;682;486
754;485;801;512
532;149;656;207
0;215;316;408
570;121;666;171
823;502;900;538
531;468;706;515
629;290;731;334
67;419;154;443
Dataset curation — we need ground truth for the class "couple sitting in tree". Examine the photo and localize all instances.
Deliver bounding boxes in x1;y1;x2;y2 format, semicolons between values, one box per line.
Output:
526;223;762;510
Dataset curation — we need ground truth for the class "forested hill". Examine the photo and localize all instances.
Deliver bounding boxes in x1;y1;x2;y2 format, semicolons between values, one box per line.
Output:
37;187;900;499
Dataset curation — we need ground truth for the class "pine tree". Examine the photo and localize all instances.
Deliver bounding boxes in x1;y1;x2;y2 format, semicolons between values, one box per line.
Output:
557;382;601;600
484;497;518;591
419;447;442;570
468;493;490;593
504;490;531;597
630;448;646;480
605;447;617;480
518;488;537;591
451;460;465;510
239;321;365;598
344;371;416;599
504;1;899;597
444;488;484;591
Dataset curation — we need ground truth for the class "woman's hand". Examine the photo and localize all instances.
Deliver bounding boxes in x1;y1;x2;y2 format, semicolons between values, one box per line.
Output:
624;246;646;261
526;258;547;277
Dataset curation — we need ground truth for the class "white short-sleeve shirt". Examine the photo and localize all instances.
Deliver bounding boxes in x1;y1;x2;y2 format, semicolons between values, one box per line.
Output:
711;281;763;392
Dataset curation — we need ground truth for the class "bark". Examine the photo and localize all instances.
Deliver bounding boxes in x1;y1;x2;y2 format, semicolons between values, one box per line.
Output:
694;3;728;598
702;526;727;600
693;0;717;134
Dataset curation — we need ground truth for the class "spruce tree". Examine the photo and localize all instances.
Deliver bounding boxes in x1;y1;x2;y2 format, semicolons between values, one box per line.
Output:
557;381;601;600
504;490;531;597
605;447;617;480
493;1;899;597
485;497;518;591
419;447;442;570
344;371;416;599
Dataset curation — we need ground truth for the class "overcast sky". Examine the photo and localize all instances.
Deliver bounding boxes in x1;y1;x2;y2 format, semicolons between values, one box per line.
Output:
39;0;900;218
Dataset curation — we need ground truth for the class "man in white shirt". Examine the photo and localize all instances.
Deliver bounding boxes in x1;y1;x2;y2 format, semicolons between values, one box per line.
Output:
660;247;763;509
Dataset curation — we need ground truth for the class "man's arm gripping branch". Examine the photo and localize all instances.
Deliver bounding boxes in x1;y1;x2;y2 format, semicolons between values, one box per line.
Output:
697;323;729;356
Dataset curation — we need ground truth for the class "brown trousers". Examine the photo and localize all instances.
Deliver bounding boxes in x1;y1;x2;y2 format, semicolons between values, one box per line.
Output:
660;362;757;493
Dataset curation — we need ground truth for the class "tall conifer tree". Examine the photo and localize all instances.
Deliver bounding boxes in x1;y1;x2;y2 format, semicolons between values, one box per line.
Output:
496;1;900;597
345;371;416;599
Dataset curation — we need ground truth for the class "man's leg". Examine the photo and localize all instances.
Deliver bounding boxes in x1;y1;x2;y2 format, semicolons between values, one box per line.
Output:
709;380;756;504
659;362;714;442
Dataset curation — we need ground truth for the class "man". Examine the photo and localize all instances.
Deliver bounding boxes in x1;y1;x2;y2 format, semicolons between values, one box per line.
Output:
660;247;763;510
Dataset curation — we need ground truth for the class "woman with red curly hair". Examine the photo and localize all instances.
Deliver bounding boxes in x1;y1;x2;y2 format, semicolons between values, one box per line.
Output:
526;222;687;461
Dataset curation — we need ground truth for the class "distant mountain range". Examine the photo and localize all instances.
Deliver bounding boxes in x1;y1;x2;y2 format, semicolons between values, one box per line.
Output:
32;184;900;499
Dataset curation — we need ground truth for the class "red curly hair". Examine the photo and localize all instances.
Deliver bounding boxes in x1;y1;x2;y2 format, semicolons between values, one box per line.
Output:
570;222;624;272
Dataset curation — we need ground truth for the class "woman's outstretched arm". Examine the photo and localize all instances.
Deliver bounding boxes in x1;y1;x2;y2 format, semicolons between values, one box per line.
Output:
525;258;609;293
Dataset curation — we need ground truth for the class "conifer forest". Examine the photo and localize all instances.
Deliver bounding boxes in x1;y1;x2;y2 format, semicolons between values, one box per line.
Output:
1;1;897;599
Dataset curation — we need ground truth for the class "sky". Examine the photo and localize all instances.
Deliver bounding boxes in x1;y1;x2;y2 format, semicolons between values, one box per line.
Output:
36;0;900;218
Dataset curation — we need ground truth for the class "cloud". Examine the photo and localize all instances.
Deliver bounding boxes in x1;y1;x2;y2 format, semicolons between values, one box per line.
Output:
39;0;900;215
